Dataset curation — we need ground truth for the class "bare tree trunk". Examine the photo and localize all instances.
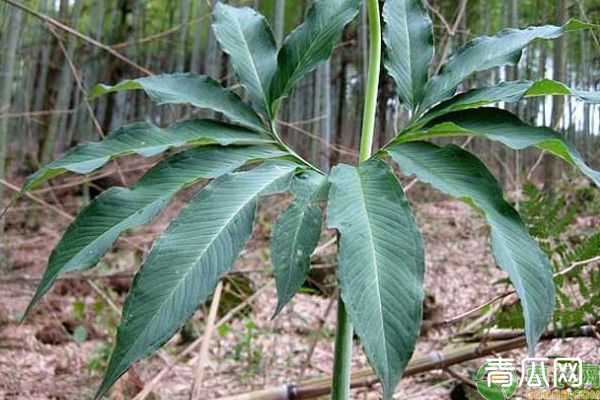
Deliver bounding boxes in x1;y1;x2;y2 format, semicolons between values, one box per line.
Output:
507;0;521;194
32;0;50;122
506;0;519;84
274;0;286;46
0;6;23;266
91;0;109;132
473;0;492;161
578;21;593;158
551;0;568;130
359;2;368;94
311;70;322;164
40;0;83;164
317;62;332;171
496;0;510;186
333;26;350;166
190;0;206;74
545;0;568;189
21;18;38;164
538;43;548;125
303;73;314;157
203;0;220;79
109;0;136;131
177;0;190;73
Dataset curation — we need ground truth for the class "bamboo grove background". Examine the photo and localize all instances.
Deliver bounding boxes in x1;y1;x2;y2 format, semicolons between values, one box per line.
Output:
0;0;599;206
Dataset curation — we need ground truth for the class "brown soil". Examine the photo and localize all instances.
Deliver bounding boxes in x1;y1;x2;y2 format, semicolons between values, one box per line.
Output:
1;183;598;400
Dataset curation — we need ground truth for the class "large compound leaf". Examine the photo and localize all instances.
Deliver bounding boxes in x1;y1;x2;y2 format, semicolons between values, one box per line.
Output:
396;108;600;187
420;19;597;110
24;145;287;318
95;161;297;399
383;0;434;109
422;79;600;123
90;73;265;131
272;170;328;316
213;3;278;115
328;160;424;399
386;142;555;351
269;0;361;112
23;119;271;191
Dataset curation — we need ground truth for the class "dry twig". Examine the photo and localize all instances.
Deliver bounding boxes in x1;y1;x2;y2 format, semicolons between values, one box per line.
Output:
1;0;152;76
46;24;128;186
438;254;600;328
132;281;273;400
218;323;598;400
190;281;224;400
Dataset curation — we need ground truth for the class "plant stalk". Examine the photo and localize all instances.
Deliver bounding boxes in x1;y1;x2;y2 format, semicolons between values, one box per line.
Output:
330;297;353;399
331;0;381;398
358;0;382;162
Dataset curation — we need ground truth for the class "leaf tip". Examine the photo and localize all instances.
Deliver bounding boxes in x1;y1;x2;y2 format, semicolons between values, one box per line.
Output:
88;83;110;100
271;301;286;320
20;174;39;193
20;295;41;324
94;365;120;400
382;384;395;400
17;311;28;325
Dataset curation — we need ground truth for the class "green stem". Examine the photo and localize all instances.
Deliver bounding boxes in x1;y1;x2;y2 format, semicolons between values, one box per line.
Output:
358;0;382;162
331;298;353;399
331;1;381;399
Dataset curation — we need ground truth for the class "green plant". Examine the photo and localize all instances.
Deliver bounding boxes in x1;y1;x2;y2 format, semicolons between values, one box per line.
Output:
86;342;113;374
231;320;265;377
19;0;600;398
494;182;600;331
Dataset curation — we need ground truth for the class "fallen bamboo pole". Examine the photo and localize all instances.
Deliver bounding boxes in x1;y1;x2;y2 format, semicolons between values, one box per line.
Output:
218;324;598;400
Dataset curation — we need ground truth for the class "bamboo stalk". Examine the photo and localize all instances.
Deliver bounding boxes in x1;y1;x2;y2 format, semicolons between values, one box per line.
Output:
274;0;285;46
0;5;22;269
176;0;191;73
0;0;153;76
218;323;598;400
0;7;22;184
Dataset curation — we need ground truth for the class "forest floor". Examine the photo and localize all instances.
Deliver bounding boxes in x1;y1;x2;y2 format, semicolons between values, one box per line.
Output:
0;176;598;400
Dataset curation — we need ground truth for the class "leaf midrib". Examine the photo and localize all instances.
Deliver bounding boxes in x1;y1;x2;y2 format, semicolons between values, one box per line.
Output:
390;0;415;106
391;145;547;346
355;170;390;383
63;195;168;268
280;201;311;298
276;4;354;100
401;1;416;104
114;172;286;374
224;7;269;107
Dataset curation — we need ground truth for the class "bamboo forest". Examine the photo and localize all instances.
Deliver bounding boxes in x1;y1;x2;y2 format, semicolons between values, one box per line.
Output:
0;0;600;399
